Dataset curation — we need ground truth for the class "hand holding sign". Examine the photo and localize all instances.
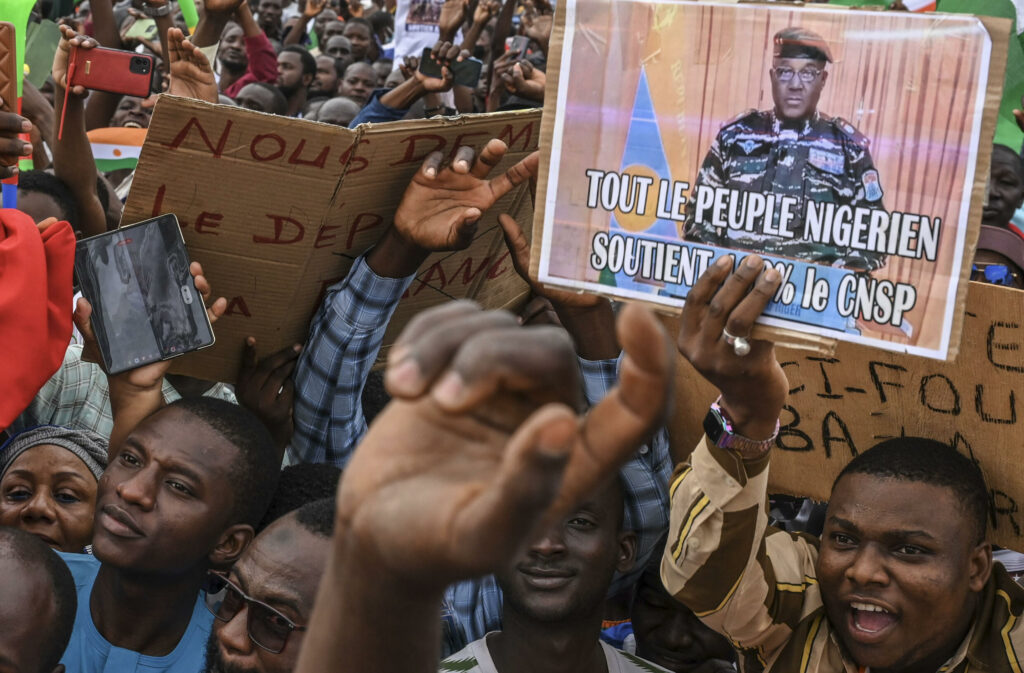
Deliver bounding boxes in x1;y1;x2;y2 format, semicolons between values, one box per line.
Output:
676;254;788;441
236;338;301;450
498;213;602;309
392;139;539;251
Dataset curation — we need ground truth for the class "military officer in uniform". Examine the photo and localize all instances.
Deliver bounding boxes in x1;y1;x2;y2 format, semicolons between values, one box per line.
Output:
684;27;887;272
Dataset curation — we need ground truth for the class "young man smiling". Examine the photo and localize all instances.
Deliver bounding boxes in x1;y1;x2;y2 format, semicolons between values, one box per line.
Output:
666;253;1024;672
439;478;666;673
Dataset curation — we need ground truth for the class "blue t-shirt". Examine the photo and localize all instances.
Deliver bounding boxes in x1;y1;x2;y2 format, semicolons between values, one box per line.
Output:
58;552;213;673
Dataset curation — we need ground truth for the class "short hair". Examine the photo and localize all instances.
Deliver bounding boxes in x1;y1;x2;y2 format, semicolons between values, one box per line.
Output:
295;497;337;538
993;144;1024;179
166;397;280;528
834;437;990;544
368;9;393;34
343;17;372;35
257;462;341;532
0;527;77;671
246;82;288;116
316;54;346;78
281;45;316;78
18;170;79;228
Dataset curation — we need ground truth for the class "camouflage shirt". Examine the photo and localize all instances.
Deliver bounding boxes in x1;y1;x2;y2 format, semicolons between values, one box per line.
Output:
684;110;887;271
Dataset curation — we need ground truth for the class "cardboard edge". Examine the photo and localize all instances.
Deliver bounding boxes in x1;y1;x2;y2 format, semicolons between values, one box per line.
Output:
530;0;568;283
944;15;1011;361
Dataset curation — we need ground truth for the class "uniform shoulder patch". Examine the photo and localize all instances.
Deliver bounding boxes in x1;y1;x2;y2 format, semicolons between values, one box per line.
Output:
721;108;759;130
833;116;870;148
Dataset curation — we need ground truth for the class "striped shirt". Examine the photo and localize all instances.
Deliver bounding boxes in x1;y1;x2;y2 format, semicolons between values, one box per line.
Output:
440;635;670;673
662;436;1024;673
11;345;237;439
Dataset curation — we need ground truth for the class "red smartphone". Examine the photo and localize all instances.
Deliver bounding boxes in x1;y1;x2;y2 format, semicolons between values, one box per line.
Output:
68;45;154;98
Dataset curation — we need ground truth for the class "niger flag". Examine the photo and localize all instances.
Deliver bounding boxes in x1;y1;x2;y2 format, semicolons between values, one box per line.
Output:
87;127;148;172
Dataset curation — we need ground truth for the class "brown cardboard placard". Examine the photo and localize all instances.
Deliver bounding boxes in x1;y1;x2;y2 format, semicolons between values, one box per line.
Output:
122;96;540;383
667;281;1024;551
533;2;1010;361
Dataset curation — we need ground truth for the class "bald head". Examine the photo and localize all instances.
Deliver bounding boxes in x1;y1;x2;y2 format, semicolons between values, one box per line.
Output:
0;527;77;673
316;97;362;127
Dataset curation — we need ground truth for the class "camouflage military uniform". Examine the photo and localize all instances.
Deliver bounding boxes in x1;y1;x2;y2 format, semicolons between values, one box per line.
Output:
684;110;887;271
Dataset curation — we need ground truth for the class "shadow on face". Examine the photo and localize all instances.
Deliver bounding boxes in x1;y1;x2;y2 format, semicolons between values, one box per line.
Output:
204;512;330;673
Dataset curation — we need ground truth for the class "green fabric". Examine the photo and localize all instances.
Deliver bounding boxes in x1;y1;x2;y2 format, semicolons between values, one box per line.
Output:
24;20;60;89
178;0;199;31
937;0;1023;150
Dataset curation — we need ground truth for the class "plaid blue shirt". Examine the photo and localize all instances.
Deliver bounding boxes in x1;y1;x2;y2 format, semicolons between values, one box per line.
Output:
290;255;414;465
291;253;671;654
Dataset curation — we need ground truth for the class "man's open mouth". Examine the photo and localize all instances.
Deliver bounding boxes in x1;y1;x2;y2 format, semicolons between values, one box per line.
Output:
848;601;899;643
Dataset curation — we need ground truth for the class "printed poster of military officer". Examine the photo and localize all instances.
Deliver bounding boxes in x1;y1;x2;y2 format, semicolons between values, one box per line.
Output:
537;0;994;360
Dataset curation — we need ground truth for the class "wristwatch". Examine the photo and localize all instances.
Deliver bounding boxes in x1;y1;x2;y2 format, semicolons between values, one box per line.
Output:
703;398;779;460
141;3;171;17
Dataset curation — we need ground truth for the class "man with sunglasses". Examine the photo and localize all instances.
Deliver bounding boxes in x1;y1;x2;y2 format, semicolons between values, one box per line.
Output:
685;27;887;273
203;498;334;673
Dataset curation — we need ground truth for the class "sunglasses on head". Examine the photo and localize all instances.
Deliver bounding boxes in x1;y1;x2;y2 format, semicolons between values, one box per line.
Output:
202;571;307;654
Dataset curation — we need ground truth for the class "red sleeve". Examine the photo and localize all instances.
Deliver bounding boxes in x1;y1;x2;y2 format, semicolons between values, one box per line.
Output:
245;32;280;84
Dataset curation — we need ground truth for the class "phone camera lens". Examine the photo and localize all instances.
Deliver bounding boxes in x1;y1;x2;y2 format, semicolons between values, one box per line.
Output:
129;57;151;75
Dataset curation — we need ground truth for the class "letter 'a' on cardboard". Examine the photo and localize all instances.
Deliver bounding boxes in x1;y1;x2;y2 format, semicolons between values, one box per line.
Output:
532;0;1011;361
123;96;541;383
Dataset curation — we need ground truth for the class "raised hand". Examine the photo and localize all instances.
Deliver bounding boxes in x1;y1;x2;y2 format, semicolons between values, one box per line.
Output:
438;0;470;41
521;0;553;53
501;59;544;101
498;213;601;309
414;41;469;93
52;24;97;95
392;139;539;251
334;300;674;585
675;253;787;439
236;338;301;450
166;27;219;103
302;0;329;19
473;0;501;25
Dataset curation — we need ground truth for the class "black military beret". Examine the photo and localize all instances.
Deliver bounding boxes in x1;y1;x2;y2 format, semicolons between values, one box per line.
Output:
773;27;833;63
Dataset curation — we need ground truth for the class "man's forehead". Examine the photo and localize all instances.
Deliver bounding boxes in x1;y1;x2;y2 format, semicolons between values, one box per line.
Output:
235;517;329;604
774;56;825;69
128;407;238;472
346;64;374;77
828;473;968;537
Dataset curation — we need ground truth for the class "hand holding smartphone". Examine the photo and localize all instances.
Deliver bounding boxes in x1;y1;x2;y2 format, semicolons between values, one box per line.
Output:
418;47;483;88
74;214;216;375
68;43;154;98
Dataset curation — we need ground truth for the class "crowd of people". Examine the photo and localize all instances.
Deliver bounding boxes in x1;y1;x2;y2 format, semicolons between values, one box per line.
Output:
2;0;1024;672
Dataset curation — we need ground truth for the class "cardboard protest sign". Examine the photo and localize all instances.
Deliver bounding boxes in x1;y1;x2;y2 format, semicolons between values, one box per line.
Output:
535;1;1010;360
666;281;1024;551
122;97;540;383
